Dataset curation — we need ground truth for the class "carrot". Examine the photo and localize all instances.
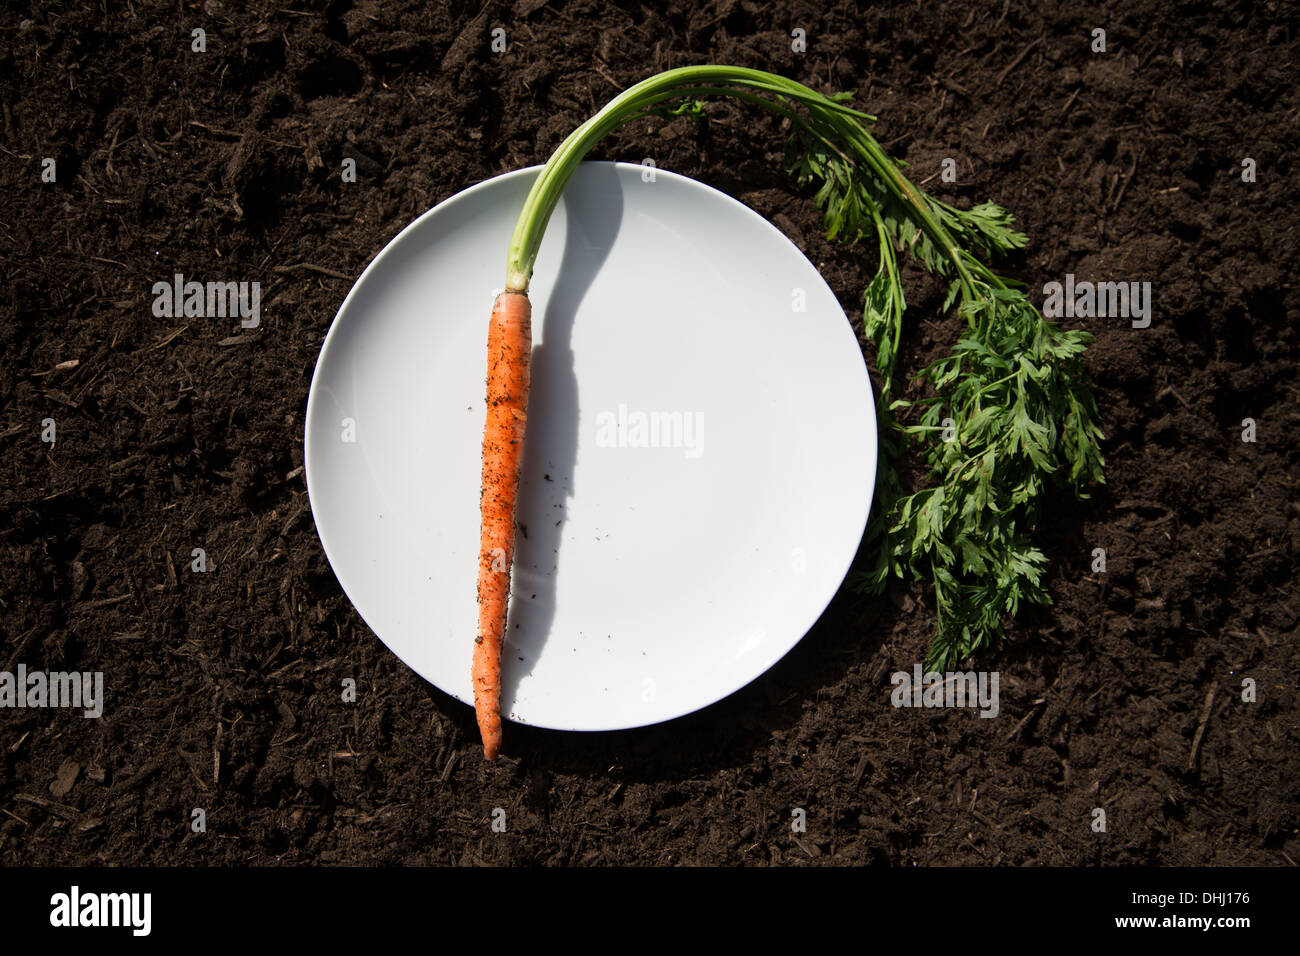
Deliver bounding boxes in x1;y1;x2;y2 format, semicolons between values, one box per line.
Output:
474;290;532;760
473;65;1103;751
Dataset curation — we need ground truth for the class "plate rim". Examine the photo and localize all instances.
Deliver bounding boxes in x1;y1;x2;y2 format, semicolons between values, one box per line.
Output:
304;160;878;733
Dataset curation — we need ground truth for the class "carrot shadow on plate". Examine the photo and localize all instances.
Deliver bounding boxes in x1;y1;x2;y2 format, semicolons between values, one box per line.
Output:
500;162;624;719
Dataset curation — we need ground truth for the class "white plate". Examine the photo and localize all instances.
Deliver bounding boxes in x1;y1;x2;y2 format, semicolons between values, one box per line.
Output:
304;161;876;733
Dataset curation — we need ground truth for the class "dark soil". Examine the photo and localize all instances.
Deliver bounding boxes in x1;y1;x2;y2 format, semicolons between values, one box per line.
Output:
2;0;1297;865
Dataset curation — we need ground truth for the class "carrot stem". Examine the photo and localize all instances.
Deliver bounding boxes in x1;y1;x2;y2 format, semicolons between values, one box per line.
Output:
501;65;929;295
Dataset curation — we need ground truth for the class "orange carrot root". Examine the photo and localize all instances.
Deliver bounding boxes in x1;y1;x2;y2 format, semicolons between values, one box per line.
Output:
474;290;532;760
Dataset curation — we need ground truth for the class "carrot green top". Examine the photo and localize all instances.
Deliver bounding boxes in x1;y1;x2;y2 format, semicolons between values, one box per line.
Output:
508;64;1105;671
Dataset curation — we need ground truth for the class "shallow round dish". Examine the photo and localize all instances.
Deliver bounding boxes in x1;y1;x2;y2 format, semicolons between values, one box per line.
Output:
304;161;876;732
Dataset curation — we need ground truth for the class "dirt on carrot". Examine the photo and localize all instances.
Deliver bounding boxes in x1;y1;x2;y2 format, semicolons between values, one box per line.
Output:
474;290;533;760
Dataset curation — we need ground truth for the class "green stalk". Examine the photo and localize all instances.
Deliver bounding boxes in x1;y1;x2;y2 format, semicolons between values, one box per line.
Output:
503;65;949;293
